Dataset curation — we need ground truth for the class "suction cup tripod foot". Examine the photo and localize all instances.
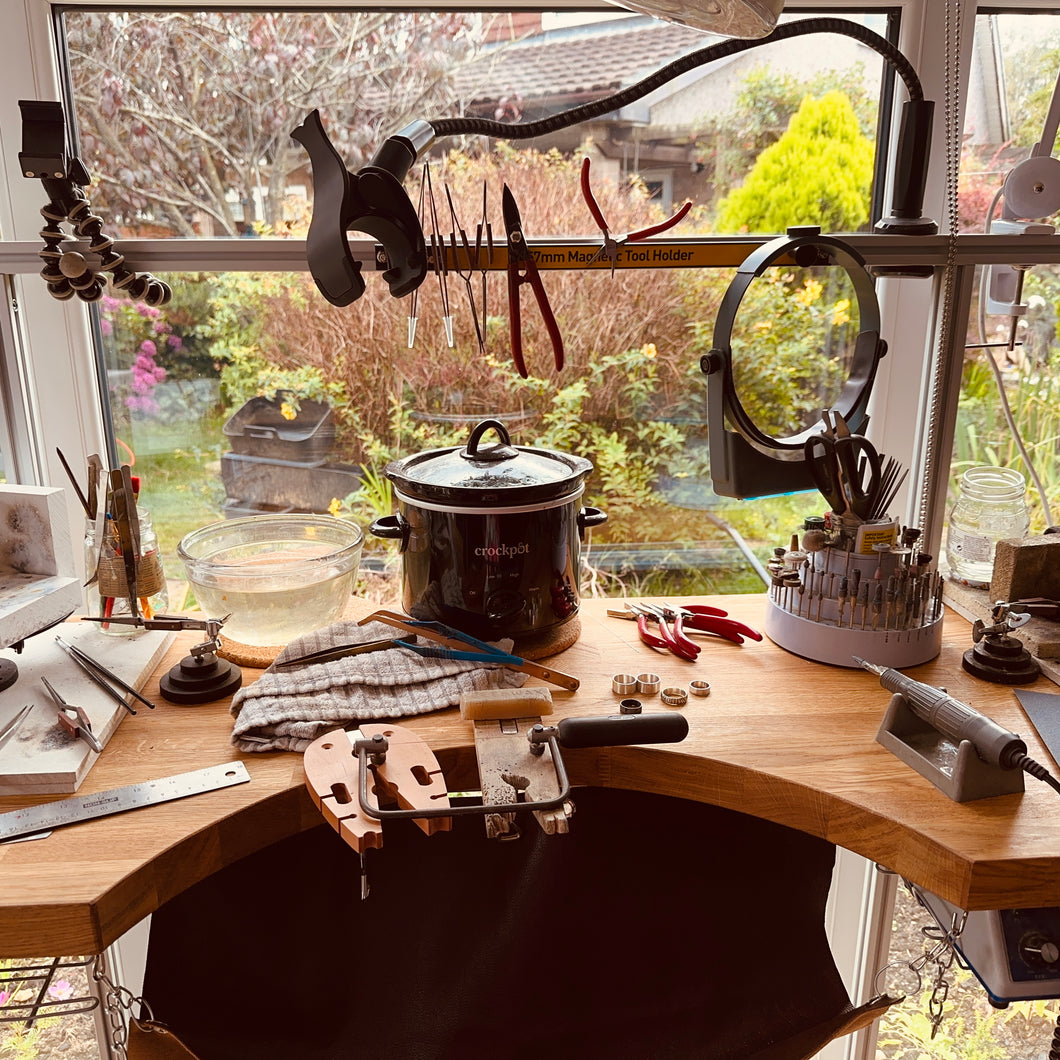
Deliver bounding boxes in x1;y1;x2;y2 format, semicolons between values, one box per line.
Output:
160;652;243;705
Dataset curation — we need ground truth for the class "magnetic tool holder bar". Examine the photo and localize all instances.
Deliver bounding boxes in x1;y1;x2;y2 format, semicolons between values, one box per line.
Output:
353;729;571;822
383;237;893;276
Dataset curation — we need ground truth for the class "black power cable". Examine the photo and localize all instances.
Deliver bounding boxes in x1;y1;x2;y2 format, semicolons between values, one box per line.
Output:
429;17;925;140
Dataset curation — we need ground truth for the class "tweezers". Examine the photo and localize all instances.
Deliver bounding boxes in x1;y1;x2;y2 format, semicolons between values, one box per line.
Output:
0;705;32;752
273;636;417;671
359;610;580;690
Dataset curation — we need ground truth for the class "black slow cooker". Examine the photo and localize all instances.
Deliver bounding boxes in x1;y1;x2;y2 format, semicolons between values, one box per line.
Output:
370;419;606;643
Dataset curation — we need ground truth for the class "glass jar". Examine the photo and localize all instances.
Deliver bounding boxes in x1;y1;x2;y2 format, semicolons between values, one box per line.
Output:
945;466;1030;588
85;508;169;633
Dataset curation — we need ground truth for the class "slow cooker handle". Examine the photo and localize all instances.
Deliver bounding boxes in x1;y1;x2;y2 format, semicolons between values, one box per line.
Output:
577;506;607;540
463;419;519;461
369;513;411;553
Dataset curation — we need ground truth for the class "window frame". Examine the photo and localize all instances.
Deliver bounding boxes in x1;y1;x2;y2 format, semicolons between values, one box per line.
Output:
2;6;1060;1060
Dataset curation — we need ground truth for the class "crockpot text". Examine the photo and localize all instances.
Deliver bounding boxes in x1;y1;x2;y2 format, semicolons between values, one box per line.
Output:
475;542;531;559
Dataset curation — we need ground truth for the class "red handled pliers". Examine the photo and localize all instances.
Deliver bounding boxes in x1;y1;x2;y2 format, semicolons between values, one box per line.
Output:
650;603;763;651
502;183;564;378
609;602;762;660
580;157;693;277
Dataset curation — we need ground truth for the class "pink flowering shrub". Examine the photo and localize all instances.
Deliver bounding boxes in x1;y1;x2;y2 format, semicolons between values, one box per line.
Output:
100;295;183;416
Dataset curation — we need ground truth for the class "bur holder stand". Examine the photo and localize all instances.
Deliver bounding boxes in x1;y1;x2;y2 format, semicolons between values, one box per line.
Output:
764;524;944;669
876;692;1025;802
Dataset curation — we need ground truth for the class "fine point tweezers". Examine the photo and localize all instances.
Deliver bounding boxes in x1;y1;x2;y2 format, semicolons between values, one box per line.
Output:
0;705;33;752
273;636;418;671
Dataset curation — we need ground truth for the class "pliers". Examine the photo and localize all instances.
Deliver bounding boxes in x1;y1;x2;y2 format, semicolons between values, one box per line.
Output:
580;157;692;277
502;183;563;378
608;602;763;659
652;603;763;650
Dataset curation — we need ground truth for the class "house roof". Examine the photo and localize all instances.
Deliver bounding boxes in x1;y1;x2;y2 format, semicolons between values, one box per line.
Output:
457;16;714;111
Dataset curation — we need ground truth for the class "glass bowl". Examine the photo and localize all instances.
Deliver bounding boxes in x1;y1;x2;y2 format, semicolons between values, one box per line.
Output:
178;514;363;647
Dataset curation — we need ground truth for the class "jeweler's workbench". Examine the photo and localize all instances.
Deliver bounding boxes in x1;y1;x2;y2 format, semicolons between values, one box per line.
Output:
1;594;1059;958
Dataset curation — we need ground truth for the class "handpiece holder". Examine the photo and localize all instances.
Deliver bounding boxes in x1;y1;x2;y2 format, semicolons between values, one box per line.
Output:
876;692;1025;803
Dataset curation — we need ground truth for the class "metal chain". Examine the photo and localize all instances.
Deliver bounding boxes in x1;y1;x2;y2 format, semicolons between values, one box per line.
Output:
919;908;968;1039
872;876;967;1040
92;953;155;1060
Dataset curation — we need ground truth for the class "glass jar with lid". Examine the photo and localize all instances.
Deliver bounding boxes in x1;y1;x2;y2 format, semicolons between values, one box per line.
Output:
945;466;1030;588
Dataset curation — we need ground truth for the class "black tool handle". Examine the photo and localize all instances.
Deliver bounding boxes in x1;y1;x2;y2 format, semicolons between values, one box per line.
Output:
557;713;689;749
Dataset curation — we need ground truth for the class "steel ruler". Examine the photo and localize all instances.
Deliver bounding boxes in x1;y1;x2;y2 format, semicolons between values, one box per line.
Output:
0;761;251;842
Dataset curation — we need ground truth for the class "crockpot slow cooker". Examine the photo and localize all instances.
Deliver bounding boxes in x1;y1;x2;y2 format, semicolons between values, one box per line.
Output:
370;419;606;643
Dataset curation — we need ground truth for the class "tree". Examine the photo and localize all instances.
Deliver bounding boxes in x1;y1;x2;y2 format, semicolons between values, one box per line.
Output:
714;91;874;235
64;10;490;235
695;64;876;209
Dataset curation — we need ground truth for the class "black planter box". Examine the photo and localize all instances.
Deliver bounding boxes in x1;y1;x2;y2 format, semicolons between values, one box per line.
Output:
223;394;335;463
221;452;361;512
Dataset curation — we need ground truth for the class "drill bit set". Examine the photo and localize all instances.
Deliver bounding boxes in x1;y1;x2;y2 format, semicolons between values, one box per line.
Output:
763;412;944;668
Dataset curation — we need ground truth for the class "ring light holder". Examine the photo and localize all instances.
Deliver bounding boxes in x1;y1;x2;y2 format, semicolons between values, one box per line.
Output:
701;226;887;499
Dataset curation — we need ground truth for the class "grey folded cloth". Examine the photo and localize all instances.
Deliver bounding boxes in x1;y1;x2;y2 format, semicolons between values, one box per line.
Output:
230;619;526;752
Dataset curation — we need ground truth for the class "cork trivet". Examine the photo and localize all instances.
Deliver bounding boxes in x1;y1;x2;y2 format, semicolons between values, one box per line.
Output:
512;615;581;659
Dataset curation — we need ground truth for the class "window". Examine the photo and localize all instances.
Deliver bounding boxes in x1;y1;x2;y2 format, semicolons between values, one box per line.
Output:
949;11;1060;540
54;5;897;601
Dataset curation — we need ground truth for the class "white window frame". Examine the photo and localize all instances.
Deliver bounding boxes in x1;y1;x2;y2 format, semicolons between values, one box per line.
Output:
2;5;1060;1058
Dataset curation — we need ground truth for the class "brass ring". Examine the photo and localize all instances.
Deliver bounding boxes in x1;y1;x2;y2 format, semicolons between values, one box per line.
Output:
661;686;688;707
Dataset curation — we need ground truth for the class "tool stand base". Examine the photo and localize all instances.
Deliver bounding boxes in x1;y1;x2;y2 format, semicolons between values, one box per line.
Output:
876;693;1025;802
0;659;17;693
160;653;243;705
963;634;1040;685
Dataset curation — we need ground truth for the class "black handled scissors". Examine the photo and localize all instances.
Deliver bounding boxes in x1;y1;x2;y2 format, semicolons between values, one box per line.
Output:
502;183;564;378
803;410;881;520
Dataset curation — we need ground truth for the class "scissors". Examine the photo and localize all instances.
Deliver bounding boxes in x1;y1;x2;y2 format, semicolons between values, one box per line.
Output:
40;677;103;753
803;410;881;520
580;157;692;277
502;183;564;378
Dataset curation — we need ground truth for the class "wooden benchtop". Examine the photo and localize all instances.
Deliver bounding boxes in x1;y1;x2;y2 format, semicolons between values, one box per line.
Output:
2;594;1060;957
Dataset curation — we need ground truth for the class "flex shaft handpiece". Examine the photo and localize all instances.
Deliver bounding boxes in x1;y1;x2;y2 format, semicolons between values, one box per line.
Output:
854;656;1027;769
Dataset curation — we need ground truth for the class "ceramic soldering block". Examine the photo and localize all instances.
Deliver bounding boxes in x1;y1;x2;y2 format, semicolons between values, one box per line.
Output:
990;535;1060;603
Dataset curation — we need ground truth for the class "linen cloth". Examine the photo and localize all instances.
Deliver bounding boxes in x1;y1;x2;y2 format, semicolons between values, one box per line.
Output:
230;619;526;752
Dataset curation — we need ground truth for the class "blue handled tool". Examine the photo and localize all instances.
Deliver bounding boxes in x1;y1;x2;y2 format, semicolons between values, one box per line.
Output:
359;610;580;690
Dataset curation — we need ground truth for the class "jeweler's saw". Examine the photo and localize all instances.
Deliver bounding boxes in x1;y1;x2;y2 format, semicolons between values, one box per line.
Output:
303;688;688;896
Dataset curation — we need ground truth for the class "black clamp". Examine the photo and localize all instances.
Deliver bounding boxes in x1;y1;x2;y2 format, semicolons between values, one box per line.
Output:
291;110;432;306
